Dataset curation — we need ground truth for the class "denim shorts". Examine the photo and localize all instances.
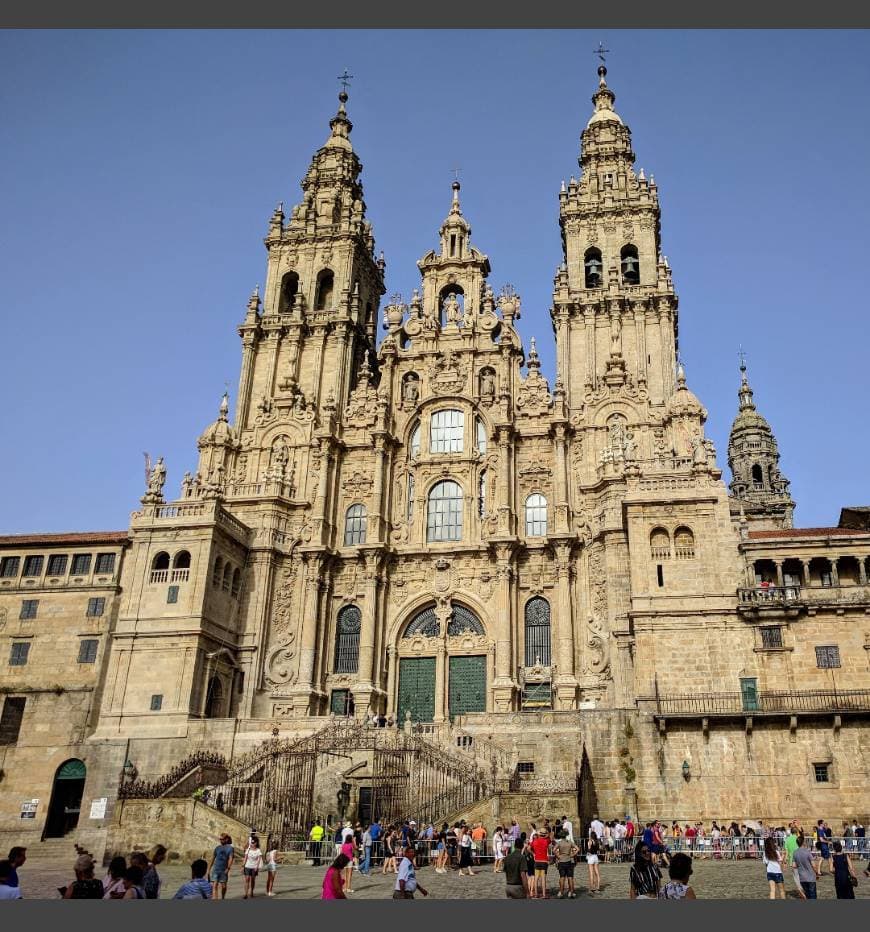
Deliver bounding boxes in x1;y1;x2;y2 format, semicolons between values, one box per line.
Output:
767;872;783;883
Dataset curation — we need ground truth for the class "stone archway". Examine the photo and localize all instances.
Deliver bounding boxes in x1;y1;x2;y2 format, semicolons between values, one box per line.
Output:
43;758;86;839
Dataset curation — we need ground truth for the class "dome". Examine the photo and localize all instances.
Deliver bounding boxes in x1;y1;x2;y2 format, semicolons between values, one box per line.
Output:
586;107;623;128
198;393;238;448
666;364;707;421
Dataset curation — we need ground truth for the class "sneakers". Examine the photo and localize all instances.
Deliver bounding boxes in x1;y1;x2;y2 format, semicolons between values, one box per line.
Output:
556;892;563;898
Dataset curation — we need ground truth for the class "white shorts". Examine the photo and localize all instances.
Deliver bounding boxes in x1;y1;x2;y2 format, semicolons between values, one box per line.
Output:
586;854;599;865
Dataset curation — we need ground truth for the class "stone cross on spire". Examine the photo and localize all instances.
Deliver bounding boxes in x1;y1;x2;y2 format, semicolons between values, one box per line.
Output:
594;41;610;64
337;69;353;94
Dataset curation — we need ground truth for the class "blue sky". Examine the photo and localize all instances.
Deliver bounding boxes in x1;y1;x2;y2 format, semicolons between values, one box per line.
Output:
1;30;868;533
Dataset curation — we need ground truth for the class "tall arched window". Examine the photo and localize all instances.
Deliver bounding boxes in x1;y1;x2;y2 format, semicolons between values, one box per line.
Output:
620;244;640;285
151;552;170;571
584;248;603;288
430;410;464;453
231;567;241;597
751;464;764;487
427;480;463;542
409;422;421;458
476;417;487;454
334;605;361;673
344;504;367;546
204;676;223;718
525;494;548;537
315;270;334;311
524;597;551;666
172;550;191;569
278;271;299;313
222;562;232;592
212;557;223;587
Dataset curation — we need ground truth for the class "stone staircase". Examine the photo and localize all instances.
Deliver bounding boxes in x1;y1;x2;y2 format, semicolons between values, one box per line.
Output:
18;838;92;866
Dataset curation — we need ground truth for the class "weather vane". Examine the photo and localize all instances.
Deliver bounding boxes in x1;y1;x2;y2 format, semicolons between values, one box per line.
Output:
738;346;747;369
337;69;353;93
594;42;610;64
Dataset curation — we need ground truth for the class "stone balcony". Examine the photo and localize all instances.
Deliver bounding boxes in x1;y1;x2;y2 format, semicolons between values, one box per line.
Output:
737;584;870;618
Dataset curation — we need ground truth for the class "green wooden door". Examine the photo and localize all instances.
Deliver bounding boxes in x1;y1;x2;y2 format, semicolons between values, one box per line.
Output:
740;677;759;712
397;657;436;723
449;655;487;719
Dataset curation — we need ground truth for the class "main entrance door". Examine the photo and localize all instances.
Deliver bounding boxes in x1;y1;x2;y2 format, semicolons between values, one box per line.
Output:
397;657;436;723
448;655;486;719
43;758;86;839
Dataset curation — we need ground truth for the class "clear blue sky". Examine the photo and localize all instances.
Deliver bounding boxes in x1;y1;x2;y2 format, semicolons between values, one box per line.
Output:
1;30;868;533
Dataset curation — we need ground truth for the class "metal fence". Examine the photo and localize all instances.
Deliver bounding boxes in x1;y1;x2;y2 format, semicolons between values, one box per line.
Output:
653;689;870;716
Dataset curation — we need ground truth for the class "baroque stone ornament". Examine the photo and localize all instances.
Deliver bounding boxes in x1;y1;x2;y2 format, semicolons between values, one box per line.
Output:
344;357;380;427
516;338;552;416
428;349;468;395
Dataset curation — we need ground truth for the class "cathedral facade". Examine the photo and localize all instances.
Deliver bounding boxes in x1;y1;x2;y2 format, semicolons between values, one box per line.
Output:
1;68;868;854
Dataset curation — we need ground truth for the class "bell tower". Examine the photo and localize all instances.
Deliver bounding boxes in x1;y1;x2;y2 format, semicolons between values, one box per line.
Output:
552;64;678;410
727;359;795;529
235;88;386;433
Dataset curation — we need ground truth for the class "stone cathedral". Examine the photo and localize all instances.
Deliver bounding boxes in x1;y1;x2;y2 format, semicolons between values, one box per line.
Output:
1;68;868;857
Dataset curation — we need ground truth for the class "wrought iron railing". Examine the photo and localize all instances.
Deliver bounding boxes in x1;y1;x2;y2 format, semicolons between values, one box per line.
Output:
649;689;870;717
118;750;227;799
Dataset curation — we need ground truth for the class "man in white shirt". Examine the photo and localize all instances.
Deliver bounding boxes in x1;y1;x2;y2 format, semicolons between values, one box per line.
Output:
590;816;605;840
561;815;574;843
393;846;428;899
341;821;354;843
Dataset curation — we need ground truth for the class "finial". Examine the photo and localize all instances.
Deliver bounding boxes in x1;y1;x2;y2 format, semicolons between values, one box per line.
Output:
219;390;229;421
450;177;461;214
738;345;748;379
560;179;567;194
676;359;686;387
638;167;645;182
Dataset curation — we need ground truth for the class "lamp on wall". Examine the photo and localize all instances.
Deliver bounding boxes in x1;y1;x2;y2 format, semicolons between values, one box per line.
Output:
682;760;691;782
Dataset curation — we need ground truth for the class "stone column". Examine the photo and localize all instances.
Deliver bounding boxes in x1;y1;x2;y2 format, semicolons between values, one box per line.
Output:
294;554;324;708
492;545;515;710
635;301;647;386
801;559;812;587
385;645;398;717
859;561;868;586
235;332;258;428
553;425;570;534
830;560;840;587
584;306;596;388
775;563;784;588
554;542;578;708
369;436;387;542
354;551;382;714
496;428;513;535
434;641;448;724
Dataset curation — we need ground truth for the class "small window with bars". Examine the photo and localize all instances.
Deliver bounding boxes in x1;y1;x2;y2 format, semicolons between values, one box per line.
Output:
9;643;30;666
330;689;354;716
95;553;115;575
0;697;26;745
78;639;99;663
167;585;179;604
760;626;783;649
22;555;44;577
86;597;105;617
815;645;841;669
813;763;830;783
0;556;21;578
19;600;38;620
517;761;535;774
150;694;163;711
47;554;68;576
71;553;92;576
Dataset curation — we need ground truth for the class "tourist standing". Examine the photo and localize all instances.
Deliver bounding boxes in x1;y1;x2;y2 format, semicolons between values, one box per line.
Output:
309;819;325;866
554;830;579;898
831;840;857;899
121;866;146;899
143;845;166;899
340;832;356;893
360;824;373;875
394;845;428;899
783;827;805;900
62;854;104;899
370;818;383;866
629;840;662;899
471;822;487;865
816;820;832;874
103;856;127;899
792;837;821;899
503;837;528;899
208;833;235;899
242;836;264;898
322;853;349;899
493;825;505;873
434;823;448;873
0;860;22;900
172;859;212;899
658;852;696;899
264;840;281;896
529;826;551;898
586;830;601;893
458;825;475;876
763;836;785;899
5;847;26;892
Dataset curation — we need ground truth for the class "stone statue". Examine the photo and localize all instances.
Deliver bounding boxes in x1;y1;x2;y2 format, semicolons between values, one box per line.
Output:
610;314;622;354
403;375;419;404
146;457;166;498
181;471;193;498
444;292;461;325
691;435;708;466
623;431;637;462
480;369;496;401
336;781;351;821
272;439;289;468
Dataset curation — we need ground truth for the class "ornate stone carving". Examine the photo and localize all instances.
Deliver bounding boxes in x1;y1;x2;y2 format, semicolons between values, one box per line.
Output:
344;358;380;427
518;463;553;493
428;350;468;395
341;470;374;500
516;367;552;416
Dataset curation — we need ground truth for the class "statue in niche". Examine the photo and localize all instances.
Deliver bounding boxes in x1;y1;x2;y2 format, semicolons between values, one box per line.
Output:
480;369;496;403
444;292;462;326
403;374;420;405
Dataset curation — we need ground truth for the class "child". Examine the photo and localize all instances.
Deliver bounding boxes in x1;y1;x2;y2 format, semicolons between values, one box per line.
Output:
659;852;697;899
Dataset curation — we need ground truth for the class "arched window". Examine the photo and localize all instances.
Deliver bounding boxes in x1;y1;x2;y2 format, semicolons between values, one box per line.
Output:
212;557;223;587
404;605;440;638
430;409;464;453
427;480;463;542
278;271;299;313
409;422;421;458
620;244;640;285
333;605;361;673
524;597;551;666
172;550;191;569
151;552;170;571
204;676;223;718
448;604;484;636
525;494;548;537
344;504;367;546
231;568;241;598
476;417;487;454
222;562;232;592
315;270;334;311
650;528;671;559
584;248;603;288
674;526;695;559
751;464;764;487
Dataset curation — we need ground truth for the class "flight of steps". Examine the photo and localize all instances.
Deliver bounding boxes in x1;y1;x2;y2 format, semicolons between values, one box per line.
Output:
20;839;95;866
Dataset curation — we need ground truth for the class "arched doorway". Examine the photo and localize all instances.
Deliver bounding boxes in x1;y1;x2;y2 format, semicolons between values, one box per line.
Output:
43;758;86;838
204;676;224;718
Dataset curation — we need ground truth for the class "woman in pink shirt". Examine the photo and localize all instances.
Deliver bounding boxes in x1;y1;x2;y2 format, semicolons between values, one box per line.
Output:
341;836;356;893
321;854;350;899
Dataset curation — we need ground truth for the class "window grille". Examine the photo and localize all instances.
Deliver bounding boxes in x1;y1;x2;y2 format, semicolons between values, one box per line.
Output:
344;504;367;546
9;643;30;666
86;597;105;617
517;761;535;774
167;585;179;604
95;553;115;575
334;605;361;673
0;697;26;745
447;604;484;636
19;600;38;620
815;645;841;669
813;763;830;783
47;554;68;576
0;557;20;578
760;626;783;649
524;597;551;666
22;555;44;577
150;694;163;711
71;553;92;576
404;605;440;638
430;410;464;453
427;480;463;542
